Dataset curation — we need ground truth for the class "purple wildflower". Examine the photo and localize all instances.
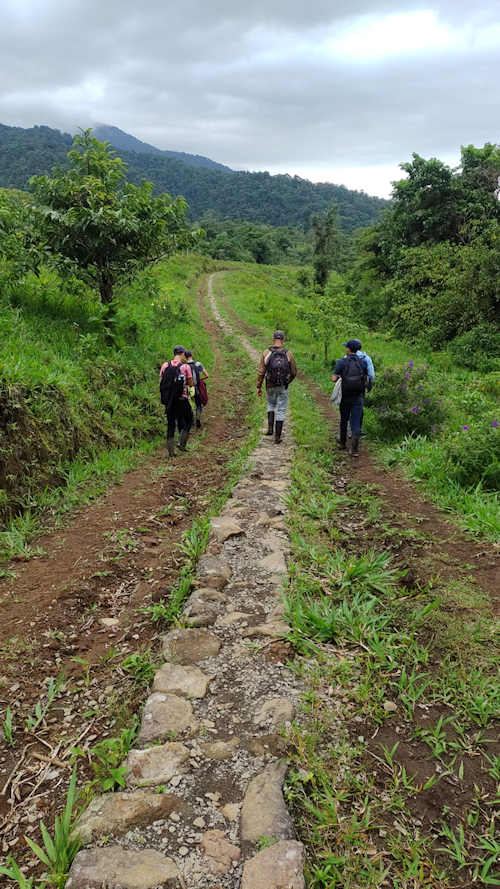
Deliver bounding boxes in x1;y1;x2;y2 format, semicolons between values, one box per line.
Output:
404;372;410;379
417;385;423;390
493;421;499;428
462;425;469;431
402;383;407;390
412;406;419;414
408;361;414;367
438;398;444;404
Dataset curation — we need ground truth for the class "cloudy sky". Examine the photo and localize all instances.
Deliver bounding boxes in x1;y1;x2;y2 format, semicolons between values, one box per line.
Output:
1;0;498;196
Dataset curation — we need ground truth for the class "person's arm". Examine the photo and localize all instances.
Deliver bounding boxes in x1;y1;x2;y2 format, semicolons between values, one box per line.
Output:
200;365;209;380
159;361;168;381
365;354;375;380
331;358;344;383
256;352;268;393
288;352;297;381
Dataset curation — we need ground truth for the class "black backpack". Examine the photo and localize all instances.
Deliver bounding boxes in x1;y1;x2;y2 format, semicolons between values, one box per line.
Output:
266;348;291;388
187;360;200;391
160;362;185;408
341;354;367;396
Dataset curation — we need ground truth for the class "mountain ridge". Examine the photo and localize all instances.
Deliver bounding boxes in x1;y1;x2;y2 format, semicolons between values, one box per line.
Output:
92;124;233;172
0;122;388;231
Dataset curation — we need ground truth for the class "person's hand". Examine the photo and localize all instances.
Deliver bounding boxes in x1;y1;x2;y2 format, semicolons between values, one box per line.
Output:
257;388;262;397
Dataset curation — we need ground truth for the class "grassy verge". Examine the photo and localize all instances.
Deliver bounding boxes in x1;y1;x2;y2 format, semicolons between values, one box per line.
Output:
0;254;218;560
217;265;499;540
283;381;499;887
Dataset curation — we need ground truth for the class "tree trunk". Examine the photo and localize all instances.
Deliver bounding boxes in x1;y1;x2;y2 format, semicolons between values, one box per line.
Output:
98;270;116;345
98;270;114;305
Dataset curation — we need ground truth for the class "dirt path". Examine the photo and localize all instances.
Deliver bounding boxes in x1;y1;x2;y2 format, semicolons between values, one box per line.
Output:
59;272;305;888
0;276;252;865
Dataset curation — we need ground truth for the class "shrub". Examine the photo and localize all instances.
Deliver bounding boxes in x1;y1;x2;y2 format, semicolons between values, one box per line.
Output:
445;422;500;491
447;323;500;372
366;363;446;441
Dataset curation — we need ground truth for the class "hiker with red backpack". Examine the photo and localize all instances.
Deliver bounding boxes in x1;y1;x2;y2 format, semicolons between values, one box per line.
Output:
159;346;194;457
184;350;209;429
332;339;370;457
257;330;297;444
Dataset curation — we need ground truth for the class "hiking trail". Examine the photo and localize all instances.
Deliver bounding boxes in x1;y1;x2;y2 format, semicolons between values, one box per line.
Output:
63;274;305;888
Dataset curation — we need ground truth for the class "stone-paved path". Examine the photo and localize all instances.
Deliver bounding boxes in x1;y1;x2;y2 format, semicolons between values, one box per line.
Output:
66;275;305;889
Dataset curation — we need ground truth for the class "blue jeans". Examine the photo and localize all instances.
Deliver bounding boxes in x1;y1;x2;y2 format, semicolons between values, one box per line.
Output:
340;397;363;442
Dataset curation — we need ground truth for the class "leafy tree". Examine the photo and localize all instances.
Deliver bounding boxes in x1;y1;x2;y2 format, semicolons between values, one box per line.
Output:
311;205;342;291
298;272;351;364
349;143;500;345
0;189;42;299
29;130;197;315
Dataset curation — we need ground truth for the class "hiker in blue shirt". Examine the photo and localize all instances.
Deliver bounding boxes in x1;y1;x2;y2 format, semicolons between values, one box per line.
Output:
356;343;375;383
332;339;370;457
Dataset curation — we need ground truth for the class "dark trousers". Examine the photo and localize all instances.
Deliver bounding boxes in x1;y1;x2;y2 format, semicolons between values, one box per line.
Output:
166;399;193;438
339;396;364;442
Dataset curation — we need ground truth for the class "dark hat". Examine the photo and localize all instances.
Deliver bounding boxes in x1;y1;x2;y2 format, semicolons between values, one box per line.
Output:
173;345;186;355
273;330;285;340
344;339;362;351
184;349;192;358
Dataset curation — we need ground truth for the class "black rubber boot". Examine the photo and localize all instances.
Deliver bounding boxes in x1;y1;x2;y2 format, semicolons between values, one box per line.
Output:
338;439;347;450
275;420;283;443
351;436;360;457
167;438;176;458
265;411;275;435
196;407;202;429
178;428;190;451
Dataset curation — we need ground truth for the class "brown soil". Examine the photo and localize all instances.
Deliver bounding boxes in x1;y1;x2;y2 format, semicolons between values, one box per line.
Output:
307;378;499;888
309;378;500;611
0;277;253;863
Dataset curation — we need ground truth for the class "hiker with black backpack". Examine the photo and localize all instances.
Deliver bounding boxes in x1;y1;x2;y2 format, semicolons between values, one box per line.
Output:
332;339;370;457
257;330;297;444
159;346;194;457
184;350;209;429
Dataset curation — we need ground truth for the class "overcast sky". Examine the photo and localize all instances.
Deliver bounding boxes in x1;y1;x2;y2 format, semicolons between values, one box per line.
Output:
1;0;499;196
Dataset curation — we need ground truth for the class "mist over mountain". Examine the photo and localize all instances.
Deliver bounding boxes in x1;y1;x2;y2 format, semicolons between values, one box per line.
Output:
0;123;388;231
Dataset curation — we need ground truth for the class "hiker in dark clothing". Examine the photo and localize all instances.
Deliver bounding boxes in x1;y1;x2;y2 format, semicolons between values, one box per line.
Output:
332;339;369;457
159;346;194;457
184;349;209;429
257;330;297;444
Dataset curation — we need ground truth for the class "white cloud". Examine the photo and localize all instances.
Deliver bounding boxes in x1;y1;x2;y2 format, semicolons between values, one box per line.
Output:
0;0;498;197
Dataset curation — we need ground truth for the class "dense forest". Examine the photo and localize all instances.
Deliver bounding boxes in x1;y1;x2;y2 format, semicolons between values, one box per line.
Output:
0;123;387;231
348;144;500;358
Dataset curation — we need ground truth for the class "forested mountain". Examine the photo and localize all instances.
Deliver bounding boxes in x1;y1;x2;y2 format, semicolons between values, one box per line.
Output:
92;125;233;172
0;123;388;231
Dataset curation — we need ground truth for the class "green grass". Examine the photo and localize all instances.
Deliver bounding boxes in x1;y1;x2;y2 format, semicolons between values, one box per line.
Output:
0;254;221;559
218;264;500;539
282;380;499;888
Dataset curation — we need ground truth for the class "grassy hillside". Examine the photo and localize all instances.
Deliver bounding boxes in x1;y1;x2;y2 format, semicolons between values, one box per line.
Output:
216;264;500;539
0;254;215;554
